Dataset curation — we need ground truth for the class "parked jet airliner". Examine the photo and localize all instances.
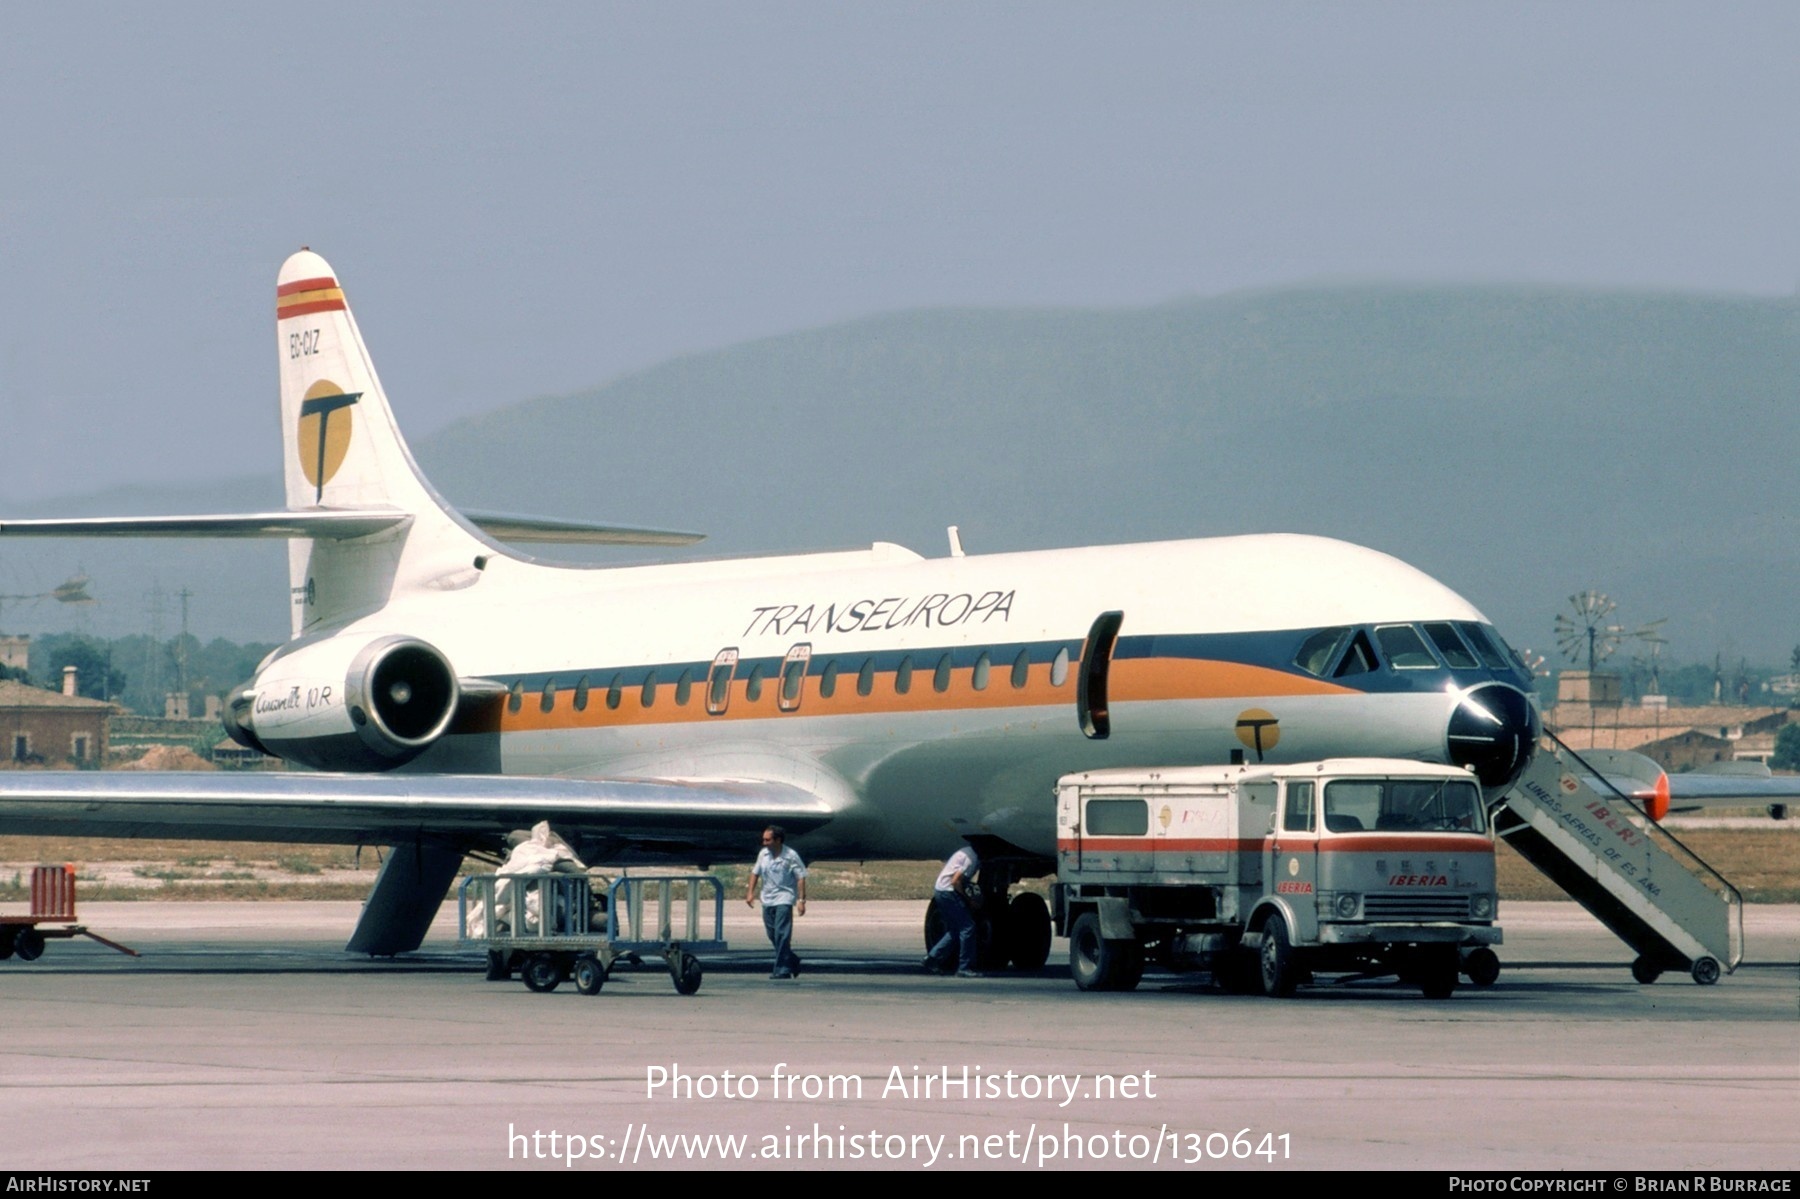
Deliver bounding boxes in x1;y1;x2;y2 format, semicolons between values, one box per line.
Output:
0;250;1549;958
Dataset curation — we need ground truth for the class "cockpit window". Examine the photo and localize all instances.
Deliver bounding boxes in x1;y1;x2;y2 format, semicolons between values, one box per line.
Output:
1375;624;1437;669
1294;628;1350;677
1422;622;1480;670
1456;622;1513;671
1332;630;1379;678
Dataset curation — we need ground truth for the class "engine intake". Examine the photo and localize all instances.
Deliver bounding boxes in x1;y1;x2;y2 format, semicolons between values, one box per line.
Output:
235;634;460;771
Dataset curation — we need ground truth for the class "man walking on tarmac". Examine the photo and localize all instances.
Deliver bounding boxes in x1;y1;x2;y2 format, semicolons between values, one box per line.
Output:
746;825;807;980
923;842;982;978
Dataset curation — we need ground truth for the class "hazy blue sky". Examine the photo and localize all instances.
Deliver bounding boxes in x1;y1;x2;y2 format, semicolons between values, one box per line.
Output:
2;4;1796;651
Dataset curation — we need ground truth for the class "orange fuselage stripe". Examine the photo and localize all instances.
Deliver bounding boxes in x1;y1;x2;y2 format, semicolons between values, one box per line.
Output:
492;655;1354;734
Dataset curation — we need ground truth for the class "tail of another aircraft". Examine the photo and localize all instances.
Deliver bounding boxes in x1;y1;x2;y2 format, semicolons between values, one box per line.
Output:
276;250;494;636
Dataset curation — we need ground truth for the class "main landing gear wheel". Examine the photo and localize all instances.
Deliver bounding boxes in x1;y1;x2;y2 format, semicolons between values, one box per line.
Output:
671;952;702;995
12;927;45;964
1631;955;1663;985
1690;956;1721;986
522;952;563;993
1069;912;1141;992
1462;947;1500;988
574;954;606;996
1006;893;1053;971
1257;916;1298;998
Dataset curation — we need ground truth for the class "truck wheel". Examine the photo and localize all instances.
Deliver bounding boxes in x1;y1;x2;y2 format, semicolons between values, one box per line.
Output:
574;954;606;995
1630;955;1663;985
1069;913;1127;992
0;929;15;961
1007;893;1053;971
1462;947;1500;987
1420;948;1459;999
484;951;511;981
1690;956;1721;986
522;953;563;993
12;927;45;963
1257;916;1297;998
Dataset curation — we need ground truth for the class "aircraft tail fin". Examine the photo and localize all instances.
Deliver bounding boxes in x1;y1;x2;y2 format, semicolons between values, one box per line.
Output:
276;250;492;635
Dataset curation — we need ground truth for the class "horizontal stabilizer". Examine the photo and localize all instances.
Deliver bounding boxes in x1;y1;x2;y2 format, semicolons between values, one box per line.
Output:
0;509;702;546
461;510;703;546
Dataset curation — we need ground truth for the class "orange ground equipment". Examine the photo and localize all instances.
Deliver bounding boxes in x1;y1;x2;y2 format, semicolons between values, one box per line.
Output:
0;864;139;962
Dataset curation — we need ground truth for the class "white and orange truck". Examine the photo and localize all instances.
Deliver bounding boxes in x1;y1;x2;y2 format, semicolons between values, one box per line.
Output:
1053;759;1501;998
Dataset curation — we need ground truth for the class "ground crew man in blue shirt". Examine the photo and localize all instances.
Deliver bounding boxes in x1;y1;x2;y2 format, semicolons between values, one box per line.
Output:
746;824;807;980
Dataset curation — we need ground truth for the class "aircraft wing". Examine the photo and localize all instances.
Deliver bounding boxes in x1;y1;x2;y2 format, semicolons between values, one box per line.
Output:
0;771;837;852
1578;749;1800;817
0;509;702;547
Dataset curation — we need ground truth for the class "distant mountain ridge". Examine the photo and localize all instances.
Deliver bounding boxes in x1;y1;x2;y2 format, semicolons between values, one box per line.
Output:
5;284;1795;663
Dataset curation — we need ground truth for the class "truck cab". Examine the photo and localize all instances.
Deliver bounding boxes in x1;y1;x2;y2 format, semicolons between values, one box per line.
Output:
1054;759;1501;998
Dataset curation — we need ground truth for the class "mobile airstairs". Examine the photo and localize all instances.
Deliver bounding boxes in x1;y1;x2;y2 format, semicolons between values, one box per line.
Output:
1492;733;1742;984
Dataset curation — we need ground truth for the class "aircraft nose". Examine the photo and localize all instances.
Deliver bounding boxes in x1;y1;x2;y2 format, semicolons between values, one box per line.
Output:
1446;684;1539;790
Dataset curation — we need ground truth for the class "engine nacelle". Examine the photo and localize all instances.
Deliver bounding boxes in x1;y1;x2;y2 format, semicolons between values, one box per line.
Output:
235;634;459;771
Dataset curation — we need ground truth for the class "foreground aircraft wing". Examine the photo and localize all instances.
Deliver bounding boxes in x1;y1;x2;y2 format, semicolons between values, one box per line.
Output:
1578;749;1800;818
0;771;837;849
0;509;702;547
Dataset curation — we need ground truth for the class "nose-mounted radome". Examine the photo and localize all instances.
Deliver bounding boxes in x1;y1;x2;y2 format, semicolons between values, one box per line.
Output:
1446;684;1539;790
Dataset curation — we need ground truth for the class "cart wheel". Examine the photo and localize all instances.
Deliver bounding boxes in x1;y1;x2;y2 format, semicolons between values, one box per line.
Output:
1631;955;1663;985
522;953;562;993
484;951;511;981
672;952;702;995
13;928;45;963
1690;956;1721;986
574;954;606;996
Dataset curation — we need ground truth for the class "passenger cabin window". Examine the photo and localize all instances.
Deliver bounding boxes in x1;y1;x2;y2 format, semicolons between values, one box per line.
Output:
1010;649;1030;689
640;670;658;708
1283;781;1315;832
1084;797;1149;836
675;669;693;706
894;656;913;695
933;653;952;693
606;673;623;710
1051;647;1070;687
1422;622;1479;670
971;652;990;691
508;682;524;713
574;675;590;711
857;658;875;697
1375;624;1437;669
744;664;766;703
540;679;557;713
819;659;839;699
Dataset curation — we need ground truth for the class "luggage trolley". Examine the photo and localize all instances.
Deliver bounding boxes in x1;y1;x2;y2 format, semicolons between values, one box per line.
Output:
1;865;139;963
458;872;726;996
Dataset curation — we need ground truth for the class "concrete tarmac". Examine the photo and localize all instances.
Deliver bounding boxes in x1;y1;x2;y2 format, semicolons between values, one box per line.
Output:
0;900;1795;1172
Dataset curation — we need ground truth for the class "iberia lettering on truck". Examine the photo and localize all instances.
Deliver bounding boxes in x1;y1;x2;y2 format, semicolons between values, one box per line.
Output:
1053;759;1501;998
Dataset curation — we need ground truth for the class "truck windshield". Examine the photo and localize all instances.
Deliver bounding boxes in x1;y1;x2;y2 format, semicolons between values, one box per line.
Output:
1321;778;1486;834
